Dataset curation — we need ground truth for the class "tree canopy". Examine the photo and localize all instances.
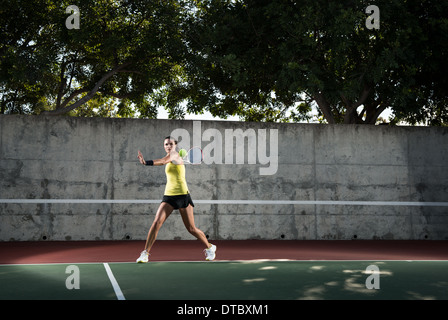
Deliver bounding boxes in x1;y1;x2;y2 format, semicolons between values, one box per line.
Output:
1;0;447;125
1;0;186;118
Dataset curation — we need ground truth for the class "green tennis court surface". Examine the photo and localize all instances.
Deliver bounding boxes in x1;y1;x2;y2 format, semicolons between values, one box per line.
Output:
1;260;447;300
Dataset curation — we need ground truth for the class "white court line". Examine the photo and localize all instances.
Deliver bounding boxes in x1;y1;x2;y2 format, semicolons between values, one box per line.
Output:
1;199;448;206
2;259;448;267
103;263;125;300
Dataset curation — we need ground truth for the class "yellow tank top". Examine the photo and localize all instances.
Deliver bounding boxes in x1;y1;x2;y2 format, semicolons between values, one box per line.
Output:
164;162;189;196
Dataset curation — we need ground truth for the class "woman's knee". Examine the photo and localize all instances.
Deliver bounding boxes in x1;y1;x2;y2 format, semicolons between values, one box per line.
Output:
151;216;166;231
184;225;196;235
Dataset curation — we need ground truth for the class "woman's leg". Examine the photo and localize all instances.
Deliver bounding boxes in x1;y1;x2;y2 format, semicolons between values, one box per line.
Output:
179;204;211;249
144;202;174;252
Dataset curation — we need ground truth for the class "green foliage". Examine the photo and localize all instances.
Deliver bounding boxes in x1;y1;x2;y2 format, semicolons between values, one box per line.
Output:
1;0;186;118
183;0;448;125
1;0;447;125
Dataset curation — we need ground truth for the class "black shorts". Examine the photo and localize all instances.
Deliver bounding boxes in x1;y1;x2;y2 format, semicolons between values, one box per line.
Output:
162;193;194;210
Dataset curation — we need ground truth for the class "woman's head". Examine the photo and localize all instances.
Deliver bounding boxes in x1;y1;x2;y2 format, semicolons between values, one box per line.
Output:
164;136;177;153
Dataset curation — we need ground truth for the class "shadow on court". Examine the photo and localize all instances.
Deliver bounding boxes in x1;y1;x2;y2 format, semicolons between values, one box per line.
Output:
1;261;448;300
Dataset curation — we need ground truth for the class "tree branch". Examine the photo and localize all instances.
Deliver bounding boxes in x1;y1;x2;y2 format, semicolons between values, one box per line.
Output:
43;63;131;115
313;92;335;124
97;89;133;99
353;86;371;110
56;60;70;109
58;88;89;110
117;69;145;75
342;86;372;124
368;102;389;124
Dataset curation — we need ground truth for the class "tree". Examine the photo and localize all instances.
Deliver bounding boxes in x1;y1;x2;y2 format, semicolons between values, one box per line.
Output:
2;0;447;125
1;0;187;118
180;0;448;125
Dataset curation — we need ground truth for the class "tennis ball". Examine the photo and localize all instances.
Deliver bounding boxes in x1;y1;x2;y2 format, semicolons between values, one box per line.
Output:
179;149;187;157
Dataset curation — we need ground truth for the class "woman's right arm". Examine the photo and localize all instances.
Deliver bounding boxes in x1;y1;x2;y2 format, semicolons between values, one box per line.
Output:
152;154;171;166
138;151;170;166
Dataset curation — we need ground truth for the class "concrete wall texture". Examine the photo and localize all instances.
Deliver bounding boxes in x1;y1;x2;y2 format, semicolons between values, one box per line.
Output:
1;115;447;241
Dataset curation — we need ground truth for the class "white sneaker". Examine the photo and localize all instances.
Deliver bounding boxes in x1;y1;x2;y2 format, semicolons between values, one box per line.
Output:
204;244;217;261
136;250;150;263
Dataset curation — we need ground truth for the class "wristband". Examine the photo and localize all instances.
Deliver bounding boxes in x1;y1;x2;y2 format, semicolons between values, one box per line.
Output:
145;160;154;166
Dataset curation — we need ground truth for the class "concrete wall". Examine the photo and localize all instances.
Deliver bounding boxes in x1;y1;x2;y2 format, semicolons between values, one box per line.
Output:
1;115;447;241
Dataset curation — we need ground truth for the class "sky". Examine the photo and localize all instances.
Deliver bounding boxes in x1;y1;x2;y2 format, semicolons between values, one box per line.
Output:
156;106;240;122
156;105;394;123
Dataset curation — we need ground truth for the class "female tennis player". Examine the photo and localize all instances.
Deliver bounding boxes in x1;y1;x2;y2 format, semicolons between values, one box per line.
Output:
136;136;216;263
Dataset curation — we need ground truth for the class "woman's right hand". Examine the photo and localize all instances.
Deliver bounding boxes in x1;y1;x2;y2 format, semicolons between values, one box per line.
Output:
138;150;146;165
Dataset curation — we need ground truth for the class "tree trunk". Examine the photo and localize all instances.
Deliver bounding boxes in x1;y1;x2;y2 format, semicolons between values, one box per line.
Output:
313;92;335;124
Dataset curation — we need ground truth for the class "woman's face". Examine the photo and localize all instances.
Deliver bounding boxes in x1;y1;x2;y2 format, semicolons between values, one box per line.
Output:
164;138;176;154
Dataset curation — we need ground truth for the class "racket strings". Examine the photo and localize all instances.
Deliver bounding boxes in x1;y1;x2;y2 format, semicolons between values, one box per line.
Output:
188;148;203;164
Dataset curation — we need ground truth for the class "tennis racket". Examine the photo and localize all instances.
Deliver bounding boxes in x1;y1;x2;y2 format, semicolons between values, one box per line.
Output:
179;147;203;165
